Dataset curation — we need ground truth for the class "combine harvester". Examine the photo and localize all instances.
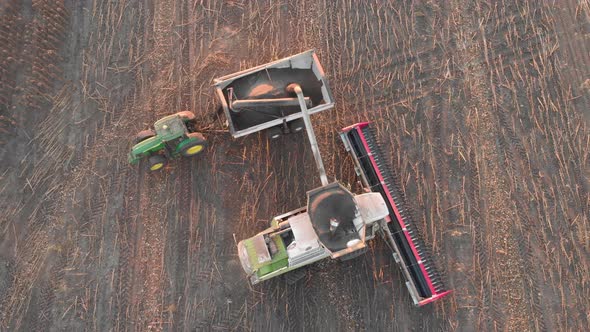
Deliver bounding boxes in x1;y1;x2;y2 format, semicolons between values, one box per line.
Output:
215;50;450;306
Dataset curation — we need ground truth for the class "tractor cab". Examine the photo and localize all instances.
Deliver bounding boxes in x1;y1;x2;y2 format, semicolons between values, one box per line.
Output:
154;114;189;143
154;115;189;153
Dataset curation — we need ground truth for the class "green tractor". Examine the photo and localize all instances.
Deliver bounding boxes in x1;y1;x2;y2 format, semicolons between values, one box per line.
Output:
128;111;207;171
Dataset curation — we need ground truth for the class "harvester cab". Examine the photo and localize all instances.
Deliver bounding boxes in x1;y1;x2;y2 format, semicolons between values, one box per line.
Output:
128;111;207;171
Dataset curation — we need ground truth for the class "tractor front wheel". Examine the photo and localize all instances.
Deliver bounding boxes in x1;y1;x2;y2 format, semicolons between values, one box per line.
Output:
148;154;167;171
180;133;207;157
134;129;156;144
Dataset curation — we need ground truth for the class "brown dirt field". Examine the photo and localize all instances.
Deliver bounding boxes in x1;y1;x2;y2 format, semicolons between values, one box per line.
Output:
0;0;588;331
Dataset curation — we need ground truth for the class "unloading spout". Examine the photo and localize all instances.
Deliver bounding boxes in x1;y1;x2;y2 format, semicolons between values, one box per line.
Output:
286;83;329;186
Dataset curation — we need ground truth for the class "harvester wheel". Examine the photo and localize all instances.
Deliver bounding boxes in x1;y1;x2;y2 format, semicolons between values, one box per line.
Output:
338;247;368;262
267;126;282;140
134;129;156;144
283;267;307;285
288;119;305;133
180;132;207;157
148;154;167;171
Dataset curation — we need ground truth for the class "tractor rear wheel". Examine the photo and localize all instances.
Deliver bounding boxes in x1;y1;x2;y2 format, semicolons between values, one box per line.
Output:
267;126;282;140
180;132;207;157
134;129;156;144
177;111;197;132
288;119;305;133
148;154;167;171
177;111;196;122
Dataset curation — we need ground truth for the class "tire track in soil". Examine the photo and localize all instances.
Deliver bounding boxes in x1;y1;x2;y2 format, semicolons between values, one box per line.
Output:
135;170;170;330
469;145;505;332
0;193;58;330
511;198;550;332
466;149;500;331
428;82;482;329
88;164;127;332
286;281;303;332
62;164;112;331
551;0;590;123
454;0;533;330
31;248;67;332
18;223;64;332
487;1;587;328
468;31;520;330
114;167;142;331
539;7;590;313
494;86;551;332
171;161;192;331
483;2;569;327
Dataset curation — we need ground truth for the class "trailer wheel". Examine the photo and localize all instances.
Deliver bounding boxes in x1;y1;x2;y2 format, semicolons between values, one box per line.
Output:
288;119;305;133
283;267;307;285
134;129;156;144
180;133;207;157
267;126;282;140
148;154;167;171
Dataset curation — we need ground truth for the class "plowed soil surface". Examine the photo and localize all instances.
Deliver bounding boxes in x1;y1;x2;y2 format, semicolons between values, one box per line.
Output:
1;0;588;331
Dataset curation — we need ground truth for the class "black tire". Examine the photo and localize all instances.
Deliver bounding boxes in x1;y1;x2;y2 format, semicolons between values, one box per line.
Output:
176;111;196;122
283;267;307;285
134;129;155;144
288;119;305;134
176;111;197;124
267;126;282;140
179;132;207;157
178;111;197;132
147;154;167;171
338;247;368;262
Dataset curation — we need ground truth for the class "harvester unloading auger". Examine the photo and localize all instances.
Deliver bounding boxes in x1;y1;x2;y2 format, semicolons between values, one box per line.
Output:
214;50;450;306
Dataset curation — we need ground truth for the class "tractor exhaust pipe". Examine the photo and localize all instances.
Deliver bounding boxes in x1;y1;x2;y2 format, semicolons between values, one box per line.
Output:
286;83;329;186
